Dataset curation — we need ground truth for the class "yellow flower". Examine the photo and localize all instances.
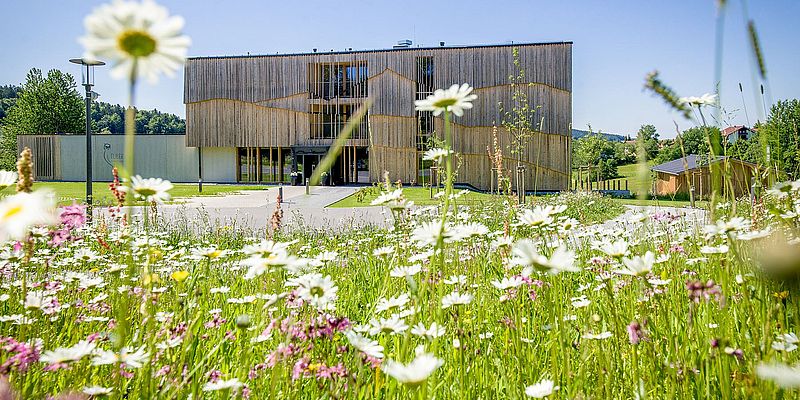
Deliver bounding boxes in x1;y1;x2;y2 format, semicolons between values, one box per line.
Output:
171;270;189;282
773;291;789;300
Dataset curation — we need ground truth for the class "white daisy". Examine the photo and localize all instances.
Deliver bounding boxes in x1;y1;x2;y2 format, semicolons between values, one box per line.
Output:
382;352;444;386
512;241;579;275
582;331;613;340
345;330;384;359
82;386;113;396
0;171;17;191
390;264;422;278
594;239;630;258
414;83;477;117
202;378;243;392
0;190;58;243
411;322;446;340
368;315;409;335
372;246;394;257
616;251;656;277
292;273;338;311
40;340;97;365
119;176;173;203
422;148;453;163
441;291;474;309
80;0;191;83
679;93;717;107
375;293;410;314
525;379;559;398
757;362;800;388
91;345;149;368
491;276;525;290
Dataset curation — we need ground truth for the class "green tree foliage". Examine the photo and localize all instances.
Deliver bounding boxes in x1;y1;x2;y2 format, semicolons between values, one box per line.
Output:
572;131;619;181
1;70;84;170
0;85;21;120
635;124;660;160
3;69;85;135
758;99;800;179
725;130;763;165
91;102;184;134
655;126;722;164
614;141;637;165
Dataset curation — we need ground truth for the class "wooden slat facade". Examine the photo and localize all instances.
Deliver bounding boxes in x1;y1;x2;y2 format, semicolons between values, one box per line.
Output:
185;42;572;190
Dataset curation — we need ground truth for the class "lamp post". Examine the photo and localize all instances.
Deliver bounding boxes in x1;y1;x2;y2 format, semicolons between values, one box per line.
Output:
69;58;105;220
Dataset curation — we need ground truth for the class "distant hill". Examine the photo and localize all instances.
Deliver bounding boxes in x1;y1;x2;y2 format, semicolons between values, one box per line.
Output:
572;129;627;142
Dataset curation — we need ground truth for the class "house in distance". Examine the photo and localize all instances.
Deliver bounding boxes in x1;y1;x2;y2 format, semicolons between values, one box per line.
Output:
652;154;759;198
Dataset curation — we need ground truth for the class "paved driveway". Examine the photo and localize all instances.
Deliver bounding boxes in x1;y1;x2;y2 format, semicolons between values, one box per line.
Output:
108;186;390;233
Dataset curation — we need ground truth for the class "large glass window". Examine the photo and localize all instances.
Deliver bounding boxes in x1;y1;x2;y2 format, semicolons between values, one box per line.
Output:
416;57;434;151
310;62;368;99
309;104;368;140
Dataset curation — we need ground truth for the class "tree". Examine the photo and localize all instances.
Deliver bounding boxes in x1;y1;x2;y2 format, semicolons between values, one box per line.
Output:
635;124;660;160
572;131;619;181
655;126;721;164
3;68;84;135
1;70;84;170
0;85;21;120
758;99;800;180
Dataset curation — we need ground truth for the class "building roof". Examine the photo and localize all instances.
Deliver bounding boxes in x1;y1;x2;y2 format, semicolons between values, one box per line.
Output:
651;154;756;175
721;125;754;137
187;41;573;60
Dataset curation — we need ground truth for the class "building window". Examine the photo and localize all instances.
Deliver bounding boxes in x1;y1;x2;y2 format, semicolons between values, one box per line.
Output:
310;63;368;99
416;56;434;150
309;104;368;140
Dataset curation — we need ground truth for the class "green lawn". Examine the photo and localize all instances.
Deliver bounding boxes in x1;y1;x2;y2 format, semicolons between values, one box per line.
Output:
329;186;497;208
17;182;270;206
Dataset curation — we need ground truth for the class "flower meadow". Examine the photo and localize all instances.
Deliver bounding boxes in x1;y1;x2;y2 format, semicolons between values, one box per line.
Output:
3;1;800;398
2;169;800;399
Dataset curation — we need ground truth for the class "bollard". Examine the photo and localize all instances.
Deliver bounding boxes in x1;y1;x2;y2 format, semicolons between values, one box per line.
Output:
305;178;310;195
278;185;283;203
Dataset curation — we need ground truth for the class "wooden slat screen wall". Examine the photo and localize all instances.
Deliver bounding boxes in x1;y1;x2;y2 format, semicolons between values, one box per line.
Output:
185;42;572;190
17;135;59;180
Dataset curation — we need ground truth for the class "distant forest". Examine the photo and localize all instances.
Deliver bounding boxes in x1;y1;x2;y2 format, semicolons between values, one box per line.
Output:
0;84;185;134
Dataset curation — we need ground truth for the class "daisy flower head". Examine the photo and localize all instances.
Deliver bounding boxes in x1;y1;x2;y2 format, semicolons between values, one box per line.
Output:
617;251;656;277
756;362;800;388
525;379;559;398
80;0;191;83
0;171;17;191
0;190;58;243
382;352;444;386
512;240;579;275
422;148;453;164
91;345;149;368
344;330;384;359
291;273;338;311
120;176;173;203
414;83;477;117
441;291;474;309
678;93;718;107
202;378;243;392
82;386;114;396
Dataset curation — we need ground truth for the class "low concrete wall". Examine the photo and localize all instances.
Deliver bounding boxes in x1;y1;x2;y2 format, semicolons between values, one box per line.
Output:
17;134;237;183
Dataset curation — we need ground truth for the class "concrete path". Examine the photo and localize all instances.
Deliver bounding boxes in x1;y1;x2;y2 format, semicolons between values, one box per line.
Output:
107;186;390;233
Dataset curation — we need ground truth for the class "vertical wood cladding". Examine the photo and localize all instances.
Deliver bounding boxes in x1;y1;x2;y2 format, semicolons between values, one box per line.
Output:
185;42;572;190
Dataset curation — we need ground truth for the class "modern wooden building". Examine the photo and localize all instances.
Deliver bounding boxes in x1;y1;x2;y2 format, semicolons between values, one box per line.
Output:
652;155;759;198
184;41;573;190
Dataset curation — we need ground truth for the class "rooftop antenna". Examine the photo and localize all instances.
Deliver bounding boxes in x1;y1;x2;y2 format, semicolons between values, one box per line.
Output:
738;82;750;126
760;84;768;120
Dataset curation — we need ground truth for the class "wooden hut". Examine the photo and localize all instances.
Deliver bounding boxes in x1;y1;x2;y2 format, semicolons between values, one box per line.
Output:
184;41;573;190
652;155;759;198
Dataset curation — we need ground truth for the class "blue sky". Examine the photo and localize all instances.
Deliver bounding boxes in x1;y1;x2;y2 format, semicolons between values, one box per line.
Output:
1;0;798;137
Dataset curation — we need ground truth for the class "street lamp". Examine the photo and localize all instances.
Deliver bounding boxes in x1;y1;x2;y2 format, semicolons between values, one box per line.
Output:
69;58;105;218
